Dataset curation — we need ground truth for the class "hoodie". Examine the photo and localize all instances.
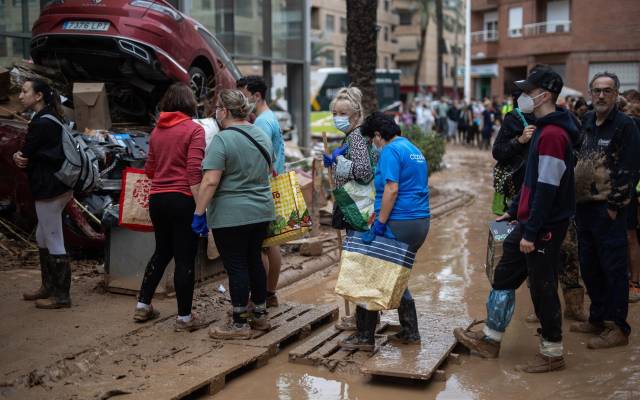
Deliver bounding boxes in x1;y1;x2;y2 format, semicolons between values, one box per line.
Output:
145;112;205;196
508;108;580;242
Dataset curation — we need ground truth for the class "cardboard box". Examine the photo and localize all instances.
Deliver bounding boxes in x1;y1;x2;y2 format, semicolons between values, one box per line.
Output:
0;68;9;102
485;220;516;284
72;82;111;131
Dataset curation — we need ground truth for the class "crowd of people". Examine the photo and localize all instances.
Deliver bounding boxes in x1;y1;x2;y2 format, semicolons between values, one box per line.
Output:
10;63;638;375
455;65;640;373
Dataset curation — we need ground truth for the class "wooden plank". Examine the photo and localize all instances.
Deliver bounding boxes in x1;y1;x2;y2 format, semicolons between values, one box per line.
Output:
360;311;471;380
288;326;343;363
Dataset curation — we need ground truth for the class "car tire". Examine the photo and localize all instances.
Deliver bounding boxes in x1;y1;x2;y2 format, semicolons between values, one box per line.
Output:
188;66;209;101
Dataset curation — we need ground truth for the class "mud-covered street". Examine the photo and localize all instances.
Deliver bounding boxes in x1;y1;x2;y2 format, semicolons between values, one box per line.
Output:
216;145;640;400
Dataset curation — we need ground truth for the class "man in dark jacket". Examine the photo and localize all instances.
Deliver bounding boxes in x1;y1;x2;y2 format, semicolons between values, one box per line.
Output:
570;71;640;349
455;65;579;373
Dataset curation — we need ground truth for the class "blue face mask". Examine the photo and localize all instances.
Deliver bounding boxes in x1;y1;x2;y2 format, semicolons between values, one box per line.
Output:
333;115;351;133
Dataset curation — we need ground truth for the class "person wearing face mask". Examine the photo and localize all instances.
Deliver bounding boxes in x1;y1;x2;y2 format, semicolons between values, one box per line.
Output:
455;65;580;373
571;72;640;349
192;89;275;340
337;112;430;352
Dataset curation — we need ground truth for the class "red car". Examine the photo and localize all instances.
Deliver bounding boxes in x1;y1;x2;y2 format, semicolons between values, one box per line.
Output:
31;0;240;121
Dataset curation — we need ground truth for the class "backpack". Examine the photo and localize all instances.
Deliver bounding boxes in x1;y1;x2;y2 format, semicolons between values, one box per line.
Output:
41;114;100;192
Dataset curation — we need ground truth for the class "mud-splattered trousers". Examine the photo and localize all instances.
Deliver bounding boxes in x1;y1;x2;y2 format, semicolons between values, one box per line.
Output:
488;222;568;343
558;221;582;290
138;192;198;316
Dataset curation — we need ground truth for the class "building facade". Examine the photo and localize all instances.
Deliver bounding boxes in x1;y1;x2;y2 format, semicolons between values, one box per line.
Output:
470;0;640;100
394;0;466;98
310;0;399;70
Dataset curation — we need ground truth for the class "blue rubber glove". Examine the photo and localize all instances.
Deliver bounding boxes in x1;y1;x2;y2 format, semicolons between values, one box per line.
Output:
191;213;209;237
323;145;348;168
361;220;388;245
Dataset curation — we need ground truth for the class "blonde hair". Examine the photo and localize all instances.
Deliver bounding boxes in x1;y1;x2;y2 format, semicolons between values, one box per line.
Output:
330;86;364;119
219;89;254;119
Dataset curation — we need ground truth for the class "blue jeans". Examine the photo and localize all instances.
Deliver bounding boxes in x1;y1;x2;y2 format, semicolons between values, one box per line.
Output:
576;203;630;335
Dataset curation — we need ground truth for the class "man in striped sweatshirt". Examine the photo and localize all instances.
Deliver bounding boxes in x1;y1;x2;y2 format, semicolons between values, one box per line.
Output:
455;65;580;373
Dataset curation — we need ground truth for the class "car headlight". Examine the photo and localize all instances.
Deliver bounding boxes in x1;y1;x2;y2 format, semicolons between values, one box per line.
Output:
130;0;183;21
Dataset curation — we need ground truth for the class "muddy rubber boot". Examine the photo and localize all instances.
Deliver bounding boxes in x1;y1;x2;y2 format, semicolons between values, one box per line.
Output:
569;321;605;335
388;299;421;344
453;326;500;358
516;352;566;373
587;322;629;349
36;255;71;309
23;248;51;301
563;288;588;322
339;307;377;352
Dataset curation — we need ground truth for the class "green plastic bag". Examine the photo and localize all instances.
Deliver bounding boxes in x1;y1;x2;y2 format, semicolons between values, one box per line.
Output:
333;180;376;232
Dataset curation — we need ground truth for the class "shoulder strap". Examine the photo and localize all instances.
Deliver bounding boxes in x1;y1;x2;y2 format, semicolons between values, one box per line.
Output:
225;126;272;168
40;114;65;129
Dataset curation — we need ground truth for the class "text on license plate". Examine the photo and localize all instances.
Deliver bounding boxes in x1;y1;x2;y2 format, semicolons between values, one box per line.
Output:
63;21;110;31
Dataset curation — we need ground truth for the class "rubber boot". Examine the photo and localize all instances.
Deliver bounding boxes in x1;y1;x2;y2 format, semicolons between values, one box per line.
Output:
36;255;71;309
388;299;421;344
338;307;377;352
23;248;51;301
563;288;588;322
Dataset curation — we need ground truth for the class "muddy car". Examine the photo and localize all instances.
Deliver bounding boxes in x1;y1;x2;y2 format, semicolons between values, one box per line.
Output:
30;0;241;122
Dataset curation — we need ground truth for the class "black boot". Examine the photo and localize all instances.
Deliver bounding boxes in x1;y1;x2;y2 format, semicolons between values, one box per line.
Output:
388;298;421;344
36;255;71;309
23;248;51;301
338;306;378;352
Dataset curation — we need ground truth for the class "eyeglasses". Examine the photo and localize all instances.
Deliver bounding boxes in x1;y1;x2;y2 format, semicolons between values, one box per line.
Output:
590;88;616;96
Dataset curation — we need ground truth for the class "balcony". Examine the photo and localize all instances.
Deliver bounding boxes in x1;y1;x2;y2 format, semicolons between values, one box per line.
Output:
471;0;499;12
471;30;498;43
523;20;571;36
471;30;498;60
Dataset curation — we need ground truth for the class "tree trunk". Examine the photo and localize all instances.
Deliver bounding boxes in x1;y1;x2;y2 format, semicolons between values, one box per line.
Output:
413;26;428;97
347;0;378;116
435;0;444;97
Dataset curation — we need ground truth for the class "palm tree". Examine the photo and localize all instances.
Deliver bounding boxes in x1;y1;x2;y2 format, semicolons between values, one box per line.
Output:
346;0;378;116
413;0;434;97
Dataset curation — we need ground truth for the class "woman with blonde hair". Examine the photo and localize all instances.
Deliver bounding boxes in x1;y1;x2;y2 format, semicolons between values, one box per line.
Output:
192;89;275;339
324;86;378;331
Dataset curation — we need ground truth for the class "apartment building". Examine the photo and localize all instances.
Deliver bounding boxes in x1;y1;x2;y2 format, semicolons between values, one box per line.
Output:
470;0;640;100
394;0;466;98
310;0;399;70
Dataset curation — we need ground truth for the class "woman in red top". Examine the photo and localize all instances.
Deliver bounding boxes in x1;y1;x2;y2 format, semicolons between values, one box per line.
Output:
132;83;207;332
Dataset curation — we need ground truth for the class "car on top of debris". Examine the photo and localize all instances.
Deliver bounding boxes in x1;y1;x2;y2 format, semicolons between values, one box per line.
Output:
30;0;241;122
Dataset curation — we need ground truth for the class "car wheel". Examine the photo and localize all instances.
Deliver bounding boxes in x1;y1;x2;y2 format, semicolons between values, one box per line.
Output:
189;66;208;100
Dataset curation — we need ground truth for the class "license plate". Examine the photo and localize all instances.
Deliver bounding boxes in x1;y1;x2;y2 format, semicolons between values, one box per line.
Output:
63;21;110;31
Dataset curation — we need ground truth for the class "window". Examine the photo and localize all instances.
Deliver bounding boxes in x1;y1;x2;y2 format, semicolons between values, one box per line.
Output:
546;0;570;33
311;6;320;30
324;49;335;67
444;62;450;78
508;7;523;37
383;26;389;42
398;62;416;77
384;56;389;69
483;11;498;41
340;17;347;34
340;53;347;67
384;0;390;12
589;62;640;92
325;14;335;33
398;10;412;26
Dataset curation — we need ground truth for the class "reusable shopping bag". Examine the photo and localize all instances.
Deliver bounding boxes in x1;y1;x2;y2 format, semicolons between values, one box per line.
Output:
263;171;312;247
118;167;154;232
334;231;416;311
332;180;376;231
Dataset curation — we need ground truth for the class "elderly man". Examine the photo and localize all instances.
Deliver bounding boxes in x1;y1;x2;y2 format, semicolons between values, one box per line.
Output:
571;72;639;348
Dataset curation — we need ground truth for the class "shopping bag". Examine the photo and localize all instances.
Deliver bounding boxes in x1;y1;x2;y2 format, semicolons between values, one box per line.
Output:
118;167;154;232
263;171;312;247
334;231;415;311
333;180;376;231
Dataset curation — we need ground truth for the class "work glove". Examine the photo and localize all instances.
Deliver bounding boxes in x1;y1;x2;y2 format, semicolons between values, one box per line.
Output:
191;213;209;237
323;145;348;168
361;220;391;245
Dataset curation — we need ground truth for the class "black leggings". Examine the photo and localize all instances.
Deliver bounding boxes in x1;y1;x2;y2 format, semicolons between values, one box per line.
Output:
212;222;269;311
138;192;198;316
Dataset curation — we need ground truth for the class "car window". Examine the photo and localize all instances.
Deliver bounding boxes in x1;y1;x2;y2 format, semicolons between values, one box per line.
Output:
197;28;241;79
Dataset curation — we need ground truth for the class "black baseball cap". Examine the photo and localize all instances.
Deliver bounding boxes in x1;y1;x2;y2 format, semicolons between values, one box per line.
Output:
514;64;563;94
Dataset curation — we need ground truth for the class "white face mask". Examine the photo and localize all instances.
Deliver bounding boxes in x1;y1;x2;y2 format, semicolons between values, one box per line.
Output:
517;92;545;114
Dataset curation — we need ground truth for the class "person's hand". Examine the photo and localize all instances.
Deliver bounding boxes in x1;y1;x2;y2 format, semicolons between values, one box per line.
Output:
518;125;536;144
496;212;514;223
191;213;209;237
323;145;348;168
361;220;387;244
12;151;28;168
607;209;618;220
520;238;535;254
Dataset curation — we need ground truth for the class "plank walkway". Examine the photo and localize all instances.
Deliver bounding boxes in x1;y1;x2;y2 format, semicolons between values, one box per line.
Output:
7;303;337;400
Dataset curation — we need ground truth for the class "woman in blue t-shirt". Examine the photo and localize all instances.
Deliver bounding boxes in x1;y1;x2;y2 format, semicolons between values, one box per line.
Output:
339;112;431;352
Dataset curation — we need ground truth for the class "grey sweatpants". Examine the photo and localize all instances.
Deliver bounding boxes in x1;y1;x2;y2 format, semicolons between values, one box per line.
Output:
387;218;431;301
35;191;73;255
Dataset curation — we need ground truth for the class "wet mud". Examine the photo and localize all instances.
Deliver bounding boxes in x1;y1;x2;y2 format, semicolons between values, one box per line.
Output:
216;145;640;400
